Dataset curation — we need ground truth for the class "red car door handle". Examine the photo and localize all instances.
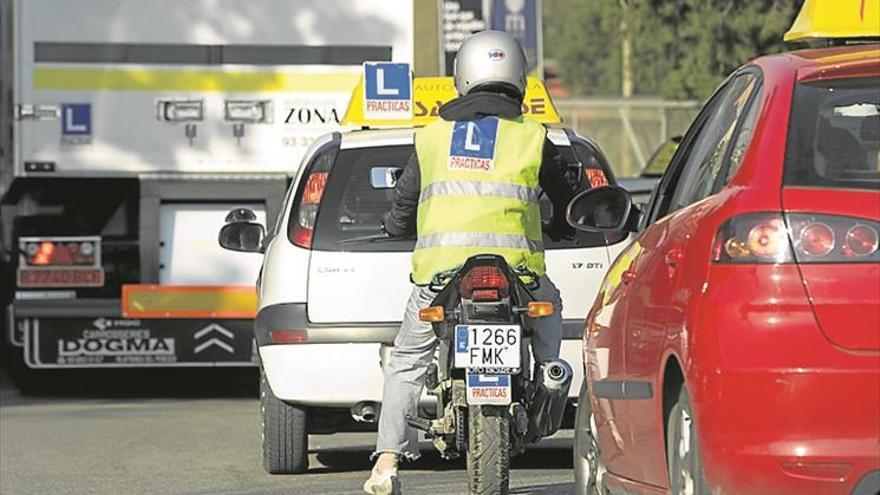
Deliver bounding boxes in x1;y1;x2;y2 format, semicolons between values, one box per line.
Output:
665;249;684;267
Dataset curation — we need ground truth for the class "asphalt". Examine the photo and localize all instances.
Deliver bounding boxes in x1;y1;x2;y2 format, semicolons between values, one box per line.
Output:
0;368;575;495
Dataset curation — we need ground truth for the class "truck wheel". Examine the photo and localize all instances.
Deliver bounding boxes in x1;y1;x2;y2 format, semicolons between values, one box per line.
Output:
467;405;510;495
261;368;308;474
573;383;604;495
666;387;710;495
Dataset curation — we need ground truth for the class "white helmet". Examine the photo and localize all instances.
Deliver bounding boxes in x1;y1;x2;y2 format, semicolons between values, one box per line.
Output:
454;30;528;99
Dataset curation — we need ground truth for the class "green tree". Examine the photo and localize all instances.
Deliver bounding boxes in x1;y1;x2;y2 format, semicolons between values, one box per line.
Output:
544;0;802;100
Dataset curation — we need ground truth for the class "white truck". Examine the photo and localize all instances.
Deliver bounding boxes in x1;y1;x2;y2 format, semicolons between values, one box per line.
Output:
0;0;420;380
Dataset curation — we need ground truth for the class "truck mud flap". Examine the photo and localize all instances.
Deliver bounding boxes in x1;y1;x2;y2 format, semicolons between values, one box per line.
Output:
22;317;257;369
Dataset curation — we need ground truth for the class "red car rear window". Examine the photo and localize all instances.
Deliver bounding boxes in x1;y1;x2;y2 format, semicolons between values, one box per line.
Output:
784;77;880;191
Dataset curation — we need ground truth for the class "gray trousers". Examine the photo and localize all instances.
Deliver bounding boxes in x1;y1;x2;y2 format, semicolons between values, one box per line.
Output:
374;275;563;460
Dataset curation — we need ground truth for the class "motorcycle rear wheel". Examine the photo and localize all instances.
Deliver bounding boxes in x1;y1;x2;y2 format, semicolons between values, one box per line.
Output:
467;405;510;495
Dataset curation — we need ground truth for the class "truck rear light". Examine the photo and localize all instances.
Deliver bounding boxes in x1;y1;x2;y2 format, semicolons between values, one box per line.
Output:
712;213;794;264
459;266;509;299
22;238;98;266
288;139;338;249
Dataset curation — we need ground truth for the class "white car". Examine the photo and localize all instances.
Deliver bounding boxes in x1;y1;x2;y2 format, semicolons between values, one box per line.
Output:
220;125;626;474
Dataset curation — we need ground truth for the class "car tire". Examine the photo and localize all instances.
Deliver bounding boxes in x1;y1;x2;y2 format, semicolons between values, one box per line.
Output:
261;367;309;474
573;382;605;495
666;387;710;495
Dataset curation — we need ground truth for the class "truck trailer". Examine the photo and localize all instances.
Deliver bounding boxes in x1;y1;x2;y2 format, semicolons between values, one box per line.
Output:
0;0;423;380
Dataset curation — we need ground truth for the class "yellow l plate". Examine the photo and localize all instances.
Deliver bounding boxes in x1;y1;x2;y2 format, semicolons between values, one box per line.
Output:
785;0;880;42
342;76;561;127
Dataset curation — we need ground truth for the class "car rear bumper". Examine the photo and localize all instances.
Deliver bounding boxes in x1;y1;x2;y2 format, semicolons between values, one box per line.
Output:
257;303;586;405
695;366;880;495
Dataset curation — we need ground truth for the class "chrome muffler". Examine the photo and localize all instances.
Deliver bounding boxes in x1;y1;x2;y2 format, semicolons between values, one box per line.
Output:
525;359;573;441
351;401;380;423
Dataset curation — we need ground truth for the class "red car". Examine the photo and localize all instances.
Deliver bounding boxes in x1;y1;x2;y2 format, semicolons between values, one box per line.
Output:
568;25;880;495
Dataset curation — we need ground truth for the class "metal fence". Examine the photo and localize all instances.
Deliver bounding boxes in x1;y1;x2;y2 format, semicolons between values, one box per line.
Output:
555;98;701;178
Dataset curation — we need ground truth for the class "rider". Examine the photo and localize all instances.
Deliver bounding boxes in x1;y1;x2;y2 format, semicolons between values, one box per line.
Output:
363;30;576;495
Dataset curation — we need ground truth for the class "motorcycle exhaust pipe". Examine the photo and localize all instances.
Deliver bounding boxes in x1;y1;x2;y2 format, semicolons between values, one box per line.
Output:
351;401;380;423
526;359;573;441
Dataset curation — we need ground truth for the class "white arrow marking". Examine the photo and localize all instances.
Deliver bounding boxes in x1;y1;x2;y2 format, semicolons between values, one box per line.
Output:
376;68;400;96
194;323;234;340
65;108;87;132
194;338;234;354
464;122;482;152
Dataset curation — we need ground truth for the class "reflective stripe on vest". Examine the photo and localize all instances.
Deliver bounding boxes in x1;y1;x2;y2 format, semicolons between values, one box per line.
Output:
419;180;540;204
411;115;547;285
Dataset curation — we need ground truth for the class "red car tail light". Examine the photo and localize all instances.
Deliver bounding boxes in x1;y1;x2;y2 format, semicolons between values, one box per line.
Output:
714;213;880;264
459;266;509;299
288;140;338;249
787;213;880;263
713;213;794;264
845;224;879;257
798;222;835;257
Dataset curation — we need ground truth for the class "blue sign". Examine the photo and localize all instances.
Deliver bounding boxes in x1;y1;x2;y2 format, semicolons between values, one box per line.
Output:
363;62;412;120
450;118;498;159
456;326;469;353
491;0;542;75
467;373;511;387
61;104;91;136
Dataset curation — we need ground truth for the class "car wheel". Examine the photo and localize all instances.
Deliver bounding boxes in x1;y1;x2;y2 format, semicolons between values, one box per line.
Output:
261;367;309;474
573;382;605;495
666;387;710;495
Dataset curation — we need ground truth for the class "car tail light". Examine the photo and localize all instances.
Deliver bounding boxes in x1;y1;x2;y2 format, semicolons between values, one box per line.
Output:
269;330;308;344
713;213;880;264
713;213;793;263
459;266;509;299
787;213;880;263
288;139;338;248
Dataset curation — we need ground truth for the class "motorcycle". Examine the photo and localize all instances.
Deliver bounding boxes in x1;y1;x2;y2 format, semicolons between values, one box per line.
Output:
407;254;573;495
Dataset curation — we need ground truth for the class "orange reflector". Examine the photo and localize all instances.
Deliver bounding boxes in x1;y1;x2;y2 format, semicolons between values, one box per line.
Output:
527;301;555;318
122;285;257;319
419;306;445;323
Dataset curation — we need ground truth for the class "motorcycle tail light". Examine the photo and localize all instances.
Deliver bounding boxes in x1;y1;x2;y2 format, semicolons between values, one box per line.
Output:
459;266;509;299
471;289;500;301
713;213;794;264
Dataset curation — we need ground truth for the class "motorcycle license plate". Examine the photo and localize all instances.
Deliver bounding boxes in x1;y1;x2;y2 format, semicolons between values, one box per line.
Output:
466;371;512;405
453;325;521;370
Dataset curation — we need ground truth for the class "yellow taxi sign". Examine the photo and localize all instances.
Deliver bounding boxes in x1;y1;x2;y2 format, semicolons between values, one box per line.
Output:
785;0;880;42
342;76;561;127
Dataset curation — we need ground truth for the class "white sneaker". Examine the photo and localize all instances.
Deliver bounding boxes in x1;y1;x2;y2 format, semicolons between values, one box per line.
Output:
362;466;402;495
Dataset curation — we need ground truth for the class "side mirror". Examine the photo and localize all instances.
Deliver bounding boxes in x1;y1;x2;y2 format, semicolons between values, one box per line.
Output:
566;186;635;232
219;208;265;253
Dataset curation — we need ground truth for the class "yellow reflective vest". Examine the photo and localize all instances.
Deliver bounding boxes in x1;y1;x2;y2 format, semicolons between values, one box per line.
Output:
411;115;547;284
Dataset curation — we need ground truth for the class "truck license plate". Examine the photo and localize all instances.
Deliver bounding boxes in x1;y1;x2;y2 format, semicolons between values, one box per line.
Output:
453;324;520;370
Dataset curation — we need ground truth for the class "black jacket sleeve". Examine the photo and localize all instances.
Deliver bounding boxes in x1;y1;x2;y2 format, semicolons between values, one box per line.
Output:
382;152;420;237
539;138;577;238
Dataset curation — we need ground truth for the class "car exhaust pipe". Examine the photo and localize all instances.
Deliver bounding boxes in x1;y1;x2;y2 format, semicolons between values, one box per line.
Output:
351;401;380;423
526;359;573;441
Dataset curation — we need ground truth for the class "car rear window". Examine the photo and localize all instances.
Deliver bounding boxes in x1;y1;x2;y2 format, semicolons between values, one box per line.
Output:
311;142;612;252
784;77;880;191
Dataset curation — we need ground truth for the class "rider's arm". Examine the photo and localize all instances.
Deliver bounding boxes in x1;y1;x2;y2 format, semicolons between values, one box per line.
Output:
539;138;577;239
382;152;420;237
